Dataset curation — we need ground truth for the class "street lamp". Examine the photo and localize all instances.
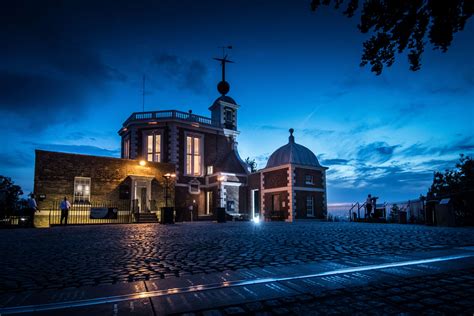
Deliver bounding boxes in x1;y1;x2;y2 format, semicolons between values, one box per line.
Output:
163;173;176;207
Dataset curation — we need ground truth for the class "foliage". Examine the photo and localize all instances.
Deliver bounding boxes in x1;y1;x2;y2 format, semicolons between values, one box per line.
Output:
311;0;473;74
245;157;257;173
0;176;24;217
428;155;474;225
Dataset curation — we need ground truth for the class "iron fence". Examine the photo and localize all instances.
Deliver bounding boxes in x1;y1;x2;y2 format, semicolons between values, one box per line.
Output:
48;200;134;225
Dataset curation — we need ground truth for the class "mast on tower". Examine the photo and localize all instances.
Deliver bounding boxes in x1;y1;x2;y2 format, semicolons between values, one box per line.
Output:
213;46;234;95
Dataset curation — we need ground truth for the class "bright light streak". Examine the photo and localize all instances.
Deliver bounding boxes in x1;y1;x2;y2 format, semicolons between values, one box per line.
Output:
252;216;260;224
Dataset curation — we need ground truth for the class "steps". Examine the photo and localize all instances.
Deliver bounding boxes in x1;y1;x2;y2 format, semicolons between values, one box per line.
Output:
136;213;158;223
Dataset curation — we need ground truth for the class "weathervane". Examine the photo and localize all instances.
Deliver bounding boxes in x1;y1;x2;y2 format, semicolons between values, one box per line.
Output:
213;45;234;95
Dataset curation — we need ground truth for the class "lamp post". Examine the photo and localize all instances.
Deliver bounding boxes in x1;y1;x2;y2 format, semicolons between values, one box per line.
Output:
163;173;176;207
216;175;226;223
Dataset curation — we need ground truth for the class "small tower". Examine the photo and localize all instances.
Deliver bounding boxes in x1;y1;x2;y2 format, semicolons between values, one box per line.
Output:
209;47;239;131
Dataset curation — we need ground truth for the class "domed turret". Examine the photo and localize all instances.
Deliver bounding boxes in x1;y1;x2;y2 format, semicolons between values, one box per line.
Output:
266;128;322;169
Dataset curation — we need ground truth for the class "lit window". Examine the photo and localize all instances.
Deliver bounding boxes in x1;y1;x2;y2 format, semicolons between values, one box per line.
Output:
123;136;130;159
207;166;214;175
74;177;91;203
145;132;161;162
186;134;202;176
305;175;314;185
306;196;314;216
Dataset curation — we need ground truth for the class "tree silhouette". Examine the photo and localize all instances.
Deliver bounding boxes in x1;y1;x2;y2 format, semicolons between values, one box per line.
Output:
0;176;23;217
311;0;472;74
428;155;474;225
245;157;257;173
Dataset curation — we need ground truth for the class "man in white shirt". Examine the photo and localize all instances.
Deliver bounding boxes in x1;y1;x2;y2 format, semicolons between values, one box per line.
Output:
60;196;71;225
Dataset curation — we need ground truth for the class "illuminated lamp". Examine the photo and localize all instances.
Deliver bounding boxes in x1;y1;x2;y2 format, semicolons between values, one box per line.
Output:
139;160;146;166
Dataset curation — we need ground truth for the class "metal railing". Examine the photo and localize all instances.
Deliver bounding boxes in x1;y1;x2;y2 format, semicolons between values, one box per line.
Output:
48;200;134;225
123;110;219;127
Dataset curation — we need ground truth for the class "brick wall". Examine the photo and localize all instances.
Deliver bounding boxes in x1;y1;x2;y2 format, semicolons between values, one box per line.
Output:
263;191;290;220
263;168;289;189
294;190;326;219
294;168;324;188
34;150;175;210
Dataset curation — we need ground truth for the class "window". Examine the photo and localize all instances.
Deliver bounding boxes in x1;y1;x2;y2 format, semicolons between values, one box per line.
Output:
305;174;314;185
145;132;161;162
74;177;91;203
306;196;314;216
186;134;202;176
225;109;233;122
207;166;214;175
123;136;130;159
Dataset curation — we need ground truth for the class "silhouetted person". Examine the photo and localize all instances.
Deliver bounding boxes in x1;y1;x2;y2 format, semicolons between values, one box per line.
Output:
366;194;373;218
27;193;38;227
60;196;71;225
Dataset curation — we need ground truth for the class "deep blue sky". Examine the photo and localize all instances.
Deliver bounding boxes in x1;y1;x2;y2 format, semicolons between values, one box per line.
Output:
1;0;473;204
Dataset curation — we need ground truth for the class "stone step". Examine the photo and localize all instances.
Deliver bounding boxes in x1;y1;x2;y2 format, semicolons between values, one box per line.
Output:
136;213;158;223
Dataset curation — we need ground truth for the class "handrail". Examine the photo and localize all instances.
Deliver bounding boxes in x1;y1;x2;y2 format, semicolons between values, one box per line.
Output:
123;110;219;127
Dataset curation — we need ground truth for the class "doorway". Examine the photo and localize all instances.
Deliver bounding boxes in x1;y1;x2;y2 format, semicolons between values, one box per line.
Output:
131;178;152;213
206;191;213;215
251;189;260;218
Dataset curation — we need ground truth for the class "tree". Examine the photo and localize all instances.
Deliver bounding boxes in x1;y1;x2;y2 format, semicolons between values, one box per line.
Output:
311;0;473;74
0;176;23;217
428;155;474;225
245;157;257;173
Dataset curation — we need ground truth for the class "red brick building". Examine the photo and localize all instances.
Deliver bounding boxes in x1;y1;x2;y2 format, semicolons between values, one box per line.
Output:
248;129;328;221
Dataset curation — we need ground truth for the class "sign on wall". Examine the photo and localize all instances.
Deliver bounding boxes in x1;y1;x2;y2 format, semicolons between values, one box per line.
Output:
90;207;118;219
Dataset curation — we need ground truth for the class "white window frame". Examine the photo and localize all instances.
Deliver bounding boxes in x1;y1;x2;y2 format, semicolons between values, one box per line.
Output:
305;174;314;185
185;132;204;177
74;177;91;203
306;196;314;216
207;165;214;175
143;130;162;162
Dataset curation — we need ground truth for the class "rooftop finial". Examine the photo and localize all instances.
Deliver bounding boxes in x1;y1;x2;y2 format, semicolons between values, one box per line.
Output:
213;46;234;95
289;128;295;143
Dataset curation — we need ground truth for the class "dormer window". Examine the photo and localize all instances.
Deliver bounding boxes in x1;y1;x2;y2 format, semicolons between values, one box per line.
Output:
144;131;161;162
305;175;314;185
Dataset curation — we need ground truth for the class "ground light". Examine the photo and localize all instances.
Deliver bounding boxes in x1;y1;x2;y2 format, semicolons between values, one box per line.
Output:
252;216;260;224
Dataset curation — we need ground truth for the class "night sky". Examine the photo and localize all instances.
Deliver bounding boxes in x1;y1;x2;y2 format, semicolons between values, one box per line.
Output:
1;0;473;204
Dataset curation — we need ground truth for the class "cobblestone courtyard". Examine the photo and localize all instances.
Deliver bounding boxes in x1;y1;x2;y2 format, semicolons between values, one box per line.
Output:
2;222;474;295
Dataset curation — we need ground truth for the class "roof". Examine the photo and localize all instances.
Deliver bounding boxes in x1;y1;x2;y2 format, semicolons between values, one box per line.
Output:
265;129;322;169
215;149;249;174
208;95;237;110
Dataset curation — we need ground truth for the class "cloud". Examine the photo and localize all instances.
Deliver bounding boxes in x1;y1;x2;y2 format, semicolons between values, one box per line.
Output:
321;158;351;165
357;142;400;164
152;53;208;94
0;150;33;169
400;137;474;158
0;5;127;131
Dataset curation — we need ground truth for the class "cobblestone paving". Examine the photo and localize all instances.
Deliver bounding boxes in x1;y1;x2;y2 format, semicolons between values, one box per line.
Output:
184;268;474;315
1;222;474;293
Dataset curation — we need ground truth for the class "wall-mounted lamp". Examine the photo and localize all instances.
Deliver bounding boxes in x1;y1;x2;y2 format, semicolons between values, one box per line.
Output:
139;160;147;166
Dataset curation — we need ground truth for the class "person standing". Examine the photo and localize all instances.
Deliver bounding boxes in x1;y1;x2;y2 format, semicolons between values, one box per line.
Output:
60;196;71;225
27;193;39;227
366;194;373;218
